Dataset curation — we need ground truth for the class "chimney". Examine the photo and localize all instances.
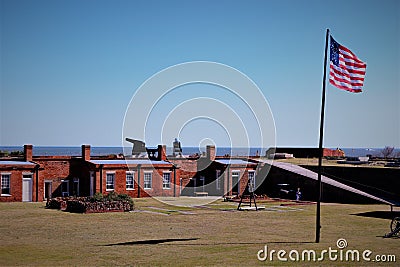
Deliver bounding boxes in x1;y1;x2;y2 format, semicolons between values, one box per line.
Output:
158;145;167;161
24;144;33;162
206;145;216;161
81;145;91;161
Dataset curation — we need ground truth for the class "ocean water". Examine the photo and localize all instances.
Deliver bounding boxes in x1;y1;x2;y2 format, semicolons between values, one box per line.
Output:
0;146;266;157
0;146;399;158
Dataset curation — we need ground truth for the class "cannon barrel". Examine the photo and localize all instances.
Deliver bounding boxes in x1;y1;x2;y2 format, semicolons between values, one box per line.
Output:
125;138;146;155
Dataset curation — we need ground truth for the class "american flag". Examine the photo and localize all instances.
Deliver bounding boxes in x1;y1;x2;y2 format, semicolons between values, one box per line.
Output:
329;36;366;93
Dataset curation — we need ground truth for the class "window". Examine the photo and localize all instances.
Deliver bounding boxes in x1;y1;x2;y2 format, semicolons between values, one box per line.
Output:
232;171;240;178
163;172;171;189
144;172;152;189
200;175;205;191
106;173;115;191
61;180;69;197
126;172;135;190
1;173;11;195
216;170;221;190
73;178;79;196
248;171;256;192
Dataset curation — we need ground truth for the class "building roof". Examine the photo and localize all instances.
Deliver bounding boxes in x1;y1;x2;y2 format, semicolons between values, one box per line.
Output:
258;159;396;205
0;161;36;166
89;159;172;166
215;159;254;165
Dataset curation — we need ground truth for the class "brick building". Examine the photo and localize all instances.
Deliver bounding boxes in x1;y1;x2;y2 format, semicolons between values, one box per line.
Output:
86;159;180;198
0;144;181;202
170;145;259;197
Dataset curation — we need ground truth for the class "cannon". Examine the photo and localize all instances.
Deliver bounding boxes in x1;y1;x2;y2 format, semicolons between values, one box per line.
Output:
125;138;146;156
384;217;400;238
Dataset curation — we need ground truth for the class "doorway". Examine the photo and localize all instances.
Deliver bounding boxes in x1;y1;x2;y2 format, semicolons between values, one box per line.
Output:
231;171;240;195
22;174;33;202
44;181;52;200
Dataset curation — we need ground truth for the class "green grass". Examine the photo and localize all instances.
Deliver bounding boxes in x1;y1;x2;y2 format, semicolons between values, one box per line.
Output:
0;199;399;266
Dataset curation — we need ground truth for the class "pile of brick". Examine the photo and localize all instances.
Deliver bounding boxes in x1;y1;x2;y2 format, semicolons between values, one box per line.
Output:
46;196;134;213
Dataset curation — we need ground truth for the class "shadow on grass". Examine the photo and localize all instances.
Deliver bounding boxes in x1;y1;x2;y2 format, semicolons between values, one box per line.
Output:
351;211;400;220
104;238;199;246
103;239;314;246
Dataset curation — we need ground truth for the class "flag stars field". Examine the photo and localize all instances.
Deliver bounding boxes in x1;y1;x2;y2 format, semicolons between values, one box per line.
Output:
329;35;367;93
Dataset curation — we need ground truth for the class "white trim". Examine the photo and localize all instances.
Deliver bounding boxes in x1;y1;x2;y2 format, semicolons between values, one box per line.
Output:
89;171;94;196
126;171;135;190
22;172;33;175
106;173;115;191
162;172;171;189
248;170;256;192
1;172;12;196
231;170;240;194
61;180;69;197
199;175;205;192
72;177;80;196
22;175;33;202
44;180;52;199
143;172;152;189
216;170;221;190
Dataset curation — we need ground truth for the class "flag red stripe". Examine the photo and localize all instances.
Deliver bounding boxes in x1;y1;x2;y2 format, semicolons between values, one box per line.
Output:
329;79;362;93
339;45;364;62
339;58;366;69
330;63;366;80
329;71;364;86
340;55;366;66
339;65;365;75
329;37;366;93
337;64;366;75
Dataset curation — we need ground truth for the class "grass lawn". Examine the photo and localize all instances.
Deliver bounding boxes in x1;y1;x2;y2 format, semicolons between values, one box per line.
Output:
0;198;399;266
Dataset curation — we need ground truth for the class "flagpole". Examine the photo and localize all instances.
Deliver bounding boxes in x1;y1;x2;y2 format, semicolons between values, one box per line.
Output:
316;28;330;243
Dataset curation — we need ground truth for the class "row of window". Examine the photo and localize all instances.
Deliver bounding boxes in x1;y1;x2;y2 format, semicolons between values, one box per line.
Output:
0;171;173;196
214;170;256;190
1;170;256;196
105;171;171;191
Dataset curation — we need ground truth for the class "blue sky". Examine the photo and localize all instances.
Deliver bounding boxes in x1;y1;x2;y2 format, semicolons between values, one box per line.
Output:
1;0;399;148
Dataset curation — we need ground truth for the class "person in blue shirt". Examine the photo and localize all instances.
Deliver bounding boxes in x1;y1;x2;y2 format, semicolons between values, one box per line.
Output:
296;188;302;201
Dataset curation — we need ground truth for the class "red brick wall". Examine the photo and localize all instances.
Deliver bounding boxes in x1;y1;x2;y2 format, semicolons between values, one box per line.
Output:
24;145;33;162
96;165;180;198
168;158;197;178
0;167;37;202
0;170;24;202
35;157;72;199
206;145;216;161
227;167;256;196
81;145;91;161
323;148;345;157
